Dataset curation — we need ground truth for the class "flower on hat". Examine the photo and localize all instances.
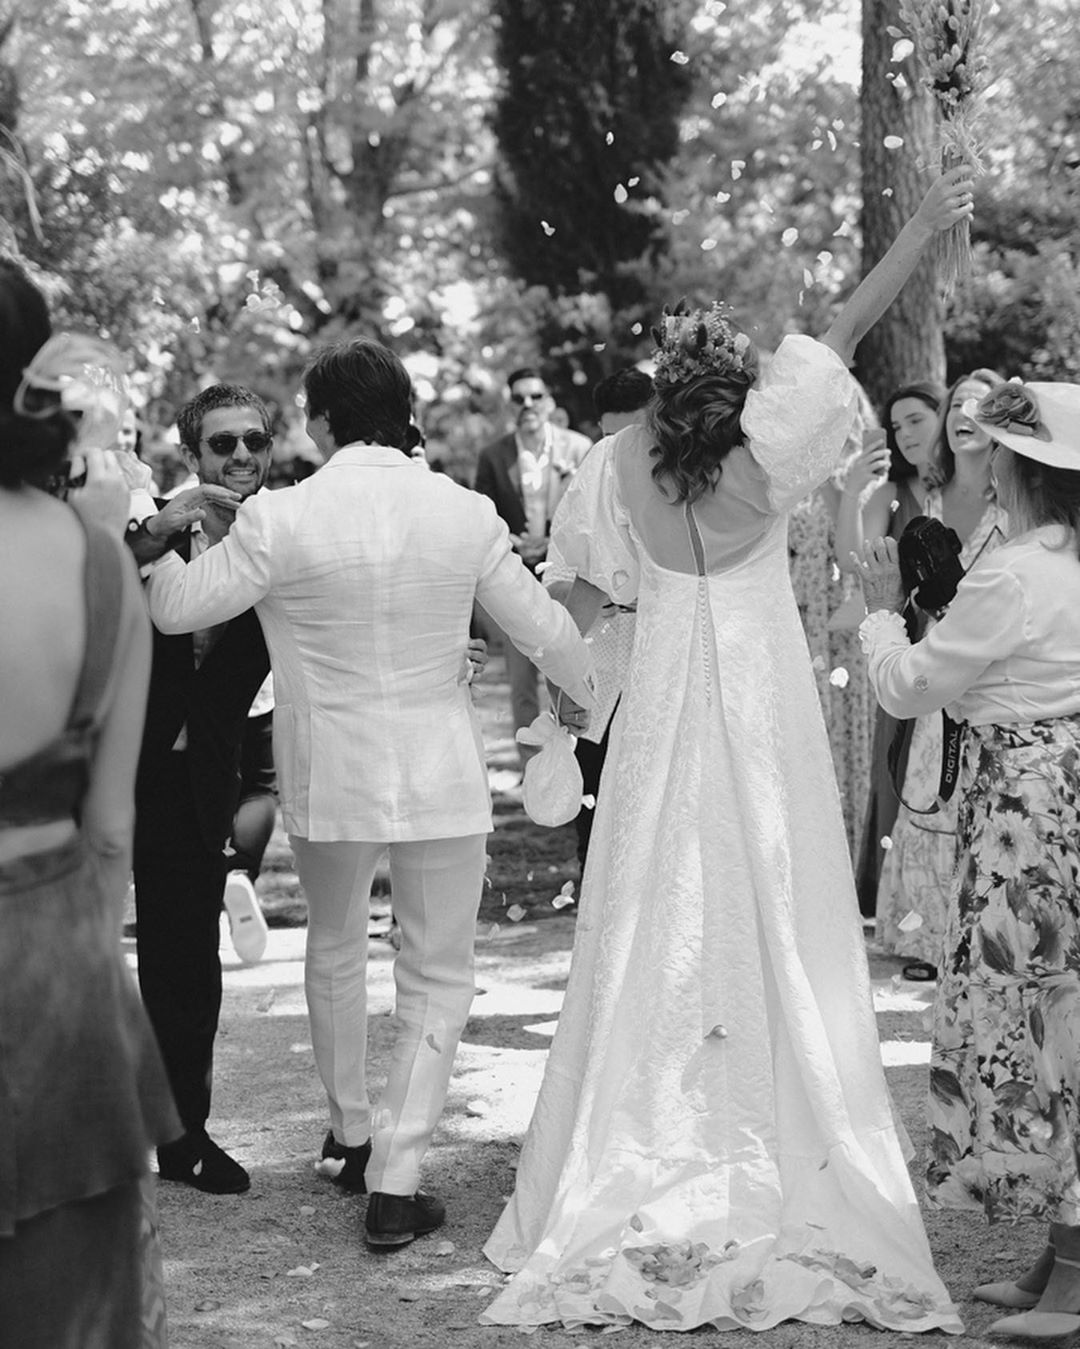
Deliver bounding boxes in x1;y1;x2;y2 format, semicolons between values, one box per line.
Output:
650;299;750;389
975;384;1053;443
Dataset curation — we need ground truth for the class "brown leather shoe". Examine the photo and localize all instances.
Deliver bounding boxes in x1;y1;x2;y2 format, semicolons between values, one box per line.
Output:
365;1191;445;1248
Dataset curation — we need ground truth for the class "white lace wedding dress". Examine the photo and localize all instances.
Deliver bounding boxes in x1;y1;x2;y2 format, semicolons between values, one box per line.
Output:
481;336;961;1335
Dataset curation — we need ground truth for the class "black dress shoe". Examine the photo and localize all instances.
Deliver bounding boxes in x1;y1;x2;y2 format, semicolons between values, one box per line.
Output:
157;1129;250;1194
365;1191;445;1248
320;1130;371;1194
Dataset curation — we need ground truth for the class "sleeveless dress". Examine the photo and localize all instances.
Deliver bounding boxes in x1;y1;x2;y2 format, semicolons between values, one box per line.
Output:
0;519;178;1349
482;337;961;1334
874;491;1007;963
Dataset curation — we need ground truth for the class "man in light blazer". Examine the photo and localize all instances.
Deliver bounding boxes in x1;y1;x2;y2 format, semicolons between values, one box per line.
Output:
146;339;595;1250
474;368;591;767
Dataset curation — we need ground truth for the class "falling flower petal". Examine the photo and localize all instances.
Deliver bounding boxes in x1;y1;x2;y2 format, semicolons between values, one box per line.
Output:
826;130;837;151
891;38;915;61
817;250;833;265
802;268;814;288
714;190;731;204
701;238;718;252
829;666;850;689
781;227;799;246
670;50;689;64
629;323;642;336
731;159;745;179
507;904;527;922
711;91;727;108
540;220;555;236
880;835;893;851
898;910;924;932
605;131;614;145
614;183;628;204
581;795;596;809
628;176;640;187
882;187;894;197
883;135;905;149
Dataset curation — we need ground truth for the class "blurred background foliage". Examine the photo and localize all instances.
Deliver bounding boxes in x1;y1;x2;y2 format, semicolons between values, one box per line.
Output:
0;0;1076;481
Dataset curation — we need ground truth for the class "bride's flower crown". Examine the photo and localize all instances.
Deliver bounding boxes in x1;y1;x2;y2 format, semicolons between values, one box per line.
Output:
650;299;752;388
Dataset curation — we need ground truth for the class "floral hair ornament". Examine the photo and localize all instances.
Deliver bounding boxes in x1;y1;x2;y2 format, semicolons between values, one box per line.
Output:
966;381;1080;470
650;298;752;389
14;332;128;451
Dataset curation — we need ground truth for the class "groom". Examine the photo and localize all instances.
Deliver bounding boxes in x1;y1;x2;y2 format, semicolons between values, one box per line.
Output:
146;338;594;1248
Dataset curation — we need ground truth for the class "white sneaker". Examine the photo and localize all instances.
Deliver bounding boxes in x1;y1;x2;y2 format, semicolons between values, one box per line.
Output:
223;871;268;963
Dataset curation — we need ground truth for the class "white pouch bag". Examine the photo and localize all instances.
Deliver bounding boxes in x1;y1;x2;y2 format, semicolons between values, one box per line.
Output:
516;711;584;828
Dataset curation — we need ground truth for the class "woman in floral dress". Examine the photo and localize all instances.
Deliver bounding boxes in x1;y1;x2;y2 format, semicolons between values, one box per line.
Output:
859;380;1080;1340
872;371;1007;977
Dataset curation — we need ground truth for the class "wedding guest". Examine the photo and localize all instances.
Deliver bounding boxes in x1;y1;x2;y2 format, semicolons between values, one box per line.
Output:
546;367;655;870
786;389;878;854
145;338;594;1249
128;385;272;1193
872;370;1006;979
0;259;177;1347
838;381;944;913
857;380;1080;1340
481;168;973;1334
474;368;591;769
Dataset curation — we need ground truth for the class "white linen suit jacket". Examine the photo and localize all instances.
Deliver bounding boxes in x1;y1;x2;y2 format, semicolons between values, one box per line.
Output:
146;444;595;842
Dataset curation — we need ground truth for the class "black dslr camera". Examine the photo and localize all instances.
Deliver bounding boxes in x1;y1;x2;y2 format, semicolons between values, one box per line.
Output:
897;515;964;618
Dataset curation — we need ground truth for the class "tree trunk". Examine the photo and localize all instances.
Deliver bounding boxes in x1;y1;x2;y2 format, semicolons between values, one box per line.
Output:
858;0;945;411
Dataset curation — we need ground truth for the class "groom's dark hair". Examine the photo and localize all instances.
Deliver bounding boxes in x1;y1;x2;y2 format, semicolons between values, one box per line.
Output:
303;338;413;452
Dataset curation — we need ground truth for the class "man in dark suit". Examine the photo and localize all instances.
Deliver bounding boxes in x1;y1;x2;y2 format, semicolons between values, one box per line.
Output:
126;385;275;1193
473;367;590;766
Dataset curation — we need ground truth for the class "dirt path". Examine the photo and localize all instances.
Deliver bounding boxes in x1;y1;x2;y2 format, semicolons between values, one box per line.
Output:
148;661;1028;1348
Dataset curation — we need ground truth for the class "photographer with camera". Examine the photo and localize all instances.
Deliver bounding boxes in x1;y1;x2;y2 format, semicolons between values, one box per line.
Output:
857;381;1080;1340
867;371;1007;979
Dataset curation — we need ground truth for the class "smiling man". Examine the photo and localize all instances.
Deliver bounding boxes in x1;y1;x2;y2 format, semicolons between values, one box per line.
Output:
129;385;276;1195
474;367;590;768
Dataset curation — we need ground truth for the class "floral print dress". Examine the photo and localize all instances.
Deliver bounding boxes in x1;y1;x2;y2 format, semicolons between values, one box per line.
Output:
874;490;1008;965
928;714;1080;1222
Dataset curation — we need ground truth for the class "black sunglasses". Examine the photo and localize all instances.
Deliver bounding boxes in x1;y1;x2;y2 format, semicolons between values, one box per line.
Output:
510;391;546;406
202;430;273;456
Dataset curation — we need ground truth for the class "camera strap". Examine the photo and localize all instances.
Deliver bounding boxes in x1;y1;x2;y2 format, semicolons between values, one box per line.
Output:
887;711;965;816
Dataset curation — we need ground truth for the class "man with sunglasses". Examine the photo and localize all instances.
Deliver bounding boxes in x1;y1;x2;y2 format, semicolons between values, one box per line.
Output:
474;368;590;769
126;385;276;1195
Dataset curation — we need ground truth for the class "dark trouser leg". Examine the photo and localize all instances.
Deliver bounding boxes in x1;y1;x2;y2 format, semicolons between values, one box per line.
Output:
134;754;226;1134
574;718;611;871
229;710;277;882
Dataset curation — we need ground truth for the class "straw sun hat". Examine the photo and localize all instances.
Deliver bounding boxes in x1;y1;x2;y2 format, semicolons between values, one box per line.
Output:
965;382;1080;470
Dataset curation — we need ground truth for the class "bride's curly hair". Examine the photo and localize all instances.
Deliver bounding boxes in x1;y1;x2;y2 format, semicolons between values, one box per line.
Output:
648;355;759;504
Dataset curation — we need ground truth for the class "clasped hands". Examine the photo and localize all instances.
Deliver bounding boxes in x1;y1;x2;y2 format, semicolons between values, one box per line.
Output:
851;536;905;614
546;679;590;735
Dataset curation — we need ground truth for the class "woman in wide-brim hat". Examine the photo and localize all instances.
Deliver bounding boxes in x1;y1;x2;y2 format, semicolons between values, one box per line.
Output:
857;381;1080;1340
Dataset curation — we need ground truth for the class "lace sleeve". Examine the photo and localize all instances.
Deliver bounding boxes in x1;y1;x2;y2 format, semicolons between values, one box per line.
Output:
547;438;639;606
741;334;858;514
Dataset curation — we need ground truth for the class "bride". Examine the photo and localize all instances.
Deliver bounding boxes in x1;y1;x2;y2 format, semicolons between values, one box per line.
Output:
481;169;976;1335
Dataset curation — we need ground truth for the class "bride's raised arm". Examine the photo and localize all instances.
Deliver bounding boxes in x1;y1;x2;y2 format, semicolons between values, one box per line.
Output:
821;165;975;367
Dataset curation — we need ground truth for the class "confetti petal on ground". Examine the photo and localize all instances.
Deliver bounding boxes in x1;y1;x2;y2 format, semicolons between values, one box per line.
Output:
314;1157;345;1178
433;1240;456;1257
286;1265;318;1277
301;1318;331;1329
195;1299;222;1312
507;904;527;923
898;910;924;932
466;1098;488;1116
